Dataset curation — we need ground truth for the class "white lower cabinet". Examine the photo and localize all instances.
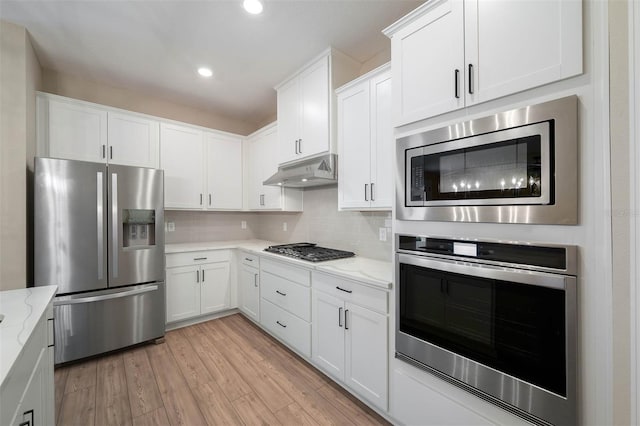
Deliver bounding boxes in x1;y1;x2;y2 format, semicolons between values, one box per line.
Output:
165;250;232;324
259;258;311;357
239;252;260;322
312;271;389;411
1;302;55;426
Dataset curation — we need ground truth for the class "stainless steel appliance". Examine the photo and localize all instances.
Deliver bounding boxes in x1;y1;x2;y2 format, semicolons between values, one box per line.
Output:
396;234;577;426
34;157;165;364
264;243;355;262
397;96;578;224
263;154;338;188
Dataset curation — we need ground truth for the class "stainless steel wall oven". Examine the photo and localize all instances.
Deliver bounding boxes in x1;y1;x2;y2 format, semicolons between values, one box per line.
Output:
397;96;578;224
396;234;577;425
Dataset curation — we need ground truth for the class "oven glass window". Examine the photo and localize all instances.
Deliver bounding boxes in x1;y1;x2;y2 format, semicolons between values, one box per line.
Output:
399;264;566;397
410;135;545;203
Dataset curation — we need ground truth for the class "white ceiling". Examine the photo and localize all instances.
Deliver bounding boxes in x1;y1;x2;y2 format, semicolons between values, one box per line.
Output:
0;0;422;129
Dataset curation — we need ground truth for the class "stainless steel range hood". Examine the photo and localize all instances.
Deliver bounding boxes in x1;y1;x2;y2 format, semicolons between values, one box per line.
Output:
263;154;337;188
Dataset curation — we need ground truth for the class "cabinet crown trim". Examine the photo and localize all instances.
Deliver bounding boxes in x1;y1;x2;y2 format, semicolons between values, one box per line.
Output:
335;62;391;94
382;0;448;37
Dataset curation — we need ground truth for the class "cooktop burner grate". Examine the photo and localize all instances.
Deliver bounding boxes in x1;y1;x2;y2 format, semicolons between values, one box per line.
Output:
264;243;355;262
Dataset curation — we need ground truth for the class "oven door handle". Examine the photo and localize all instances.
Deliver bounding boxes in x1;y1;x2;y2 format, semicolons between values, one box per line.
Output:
396;253;571;290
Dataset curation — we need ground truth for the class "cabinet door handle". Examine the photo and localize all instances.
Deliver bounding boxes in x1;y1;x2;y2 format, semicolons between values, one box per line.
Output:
298;138;302;154
202;270;205;282
371;183;375;201
468;64;474;95
276;320;287;328
209;193;212;206
254;273;258;287
276;290;287;296
344;309;349;330
196;270;199;283
338;307;343;327
454;69;460;99
110;146;113;160
364;184;369;201
295;139;299;154
336;286;353;294
200;194;203;205
102;144;106;159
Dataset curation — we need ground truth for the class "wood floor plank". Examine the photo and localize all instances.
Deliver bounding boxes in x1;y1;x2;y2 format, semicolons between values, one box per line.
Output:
214;317;265;363
193;319;226;341
132;407;170;426
187;324;252;401
193;380;245;426
58;385;96;426
275;402;321;426
317;382;389;425
64;359;97;394
55;366;70;423
231;392;280;426
95;354;132;426
215;327;294;413
123;347;164;418
165;329;214;388
95;392;133;426
145;342;189;394
160;383;207;426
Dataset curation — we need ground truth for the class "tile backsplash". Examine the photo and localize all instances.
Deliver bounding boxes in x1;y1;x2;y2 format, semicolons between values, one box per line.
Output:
164;186;392;262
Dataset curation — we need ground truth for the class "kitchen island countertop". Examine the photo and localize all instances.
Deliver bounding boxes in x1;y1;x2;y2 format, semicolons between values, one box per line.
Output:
166;240;392;289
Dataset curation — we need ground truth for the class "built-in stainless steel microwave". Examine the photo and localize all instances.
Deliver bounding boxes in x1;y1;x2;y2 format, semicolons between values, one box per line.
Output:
397;96;578;224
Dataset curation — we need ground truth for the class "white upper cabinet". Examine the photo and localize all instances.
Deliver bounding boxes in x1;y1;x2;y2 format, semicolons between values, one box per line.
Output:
37;93;159;168
384;0;583;126
160;122;205;209
337;64;393;210
205;133;243;210
41;95;108;163
107;112;159;168
244;123;303;211
275;48;360;165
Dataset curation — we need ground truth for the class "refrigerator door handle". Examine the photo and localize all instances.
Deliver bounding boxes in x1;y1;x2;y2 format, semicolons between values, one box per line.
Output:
97;172;104;280
53;285;159;306
111;173;118;278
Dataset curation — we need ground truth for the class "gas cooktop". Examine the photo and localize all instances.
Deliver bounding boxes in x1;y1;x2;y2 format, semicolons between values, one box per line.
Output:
264;243;355;262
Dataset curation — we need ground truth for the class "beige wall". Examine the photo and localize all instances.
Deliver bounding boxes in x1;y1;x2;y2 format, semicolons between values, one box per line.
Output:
609;1;631;424
41;69;257;136
359;47;391;75
0;21;42;290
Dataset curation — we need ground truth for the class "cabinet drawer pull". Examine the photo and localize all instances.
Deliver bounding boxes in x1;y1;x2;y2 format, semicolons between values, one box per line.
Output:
276;320;287;328
245;257;253;262
338;307;343;327
336;286;353;294
344;309;349;330
275;290;287;296
194;257;207;261
454;69;460;99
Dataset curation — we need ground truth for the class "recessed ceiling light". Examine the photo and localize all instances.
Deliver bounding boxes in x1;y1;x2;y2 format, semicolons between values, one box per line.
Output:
198;67;213;77
243;0;263;15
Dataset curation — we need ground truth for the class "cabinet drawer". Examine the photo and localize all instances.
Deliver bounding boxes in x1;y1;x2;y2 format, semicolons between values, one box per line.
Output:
241;252;259;267
261;271;311;321
260;299;310;357
166;250;230;268
312;271;388;314
261;257;311;286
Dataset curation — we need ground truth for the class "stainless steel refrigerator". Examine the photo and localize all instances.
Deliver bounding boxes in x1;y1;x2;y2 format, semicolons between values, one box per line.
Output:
34;157;165;364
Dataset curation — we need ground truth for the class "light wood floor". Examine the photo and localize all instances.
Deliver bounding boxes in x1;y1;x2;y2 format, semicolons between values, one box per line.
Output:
55;313;390;426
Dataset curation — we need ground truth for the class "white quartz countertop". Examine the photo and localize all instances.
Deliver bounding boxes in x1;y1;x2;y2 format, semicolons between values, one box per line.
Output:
0;286;57;387
166;240;392;289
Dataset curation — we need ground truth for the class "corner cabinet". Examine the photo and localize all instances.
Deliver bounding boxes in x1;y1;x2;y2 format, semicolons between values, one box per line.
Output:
275;48;361;165
244;123;303;211
160;123;243;210
337;64;393;210
37;92;160;168
311;271;389;411
165;250;233;324
383;0;583;126
238;252;260;322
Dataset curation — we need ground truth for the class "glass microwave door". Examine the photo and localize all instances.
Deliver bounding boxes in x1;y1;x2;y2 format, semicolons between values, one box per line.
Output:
406;122;551;207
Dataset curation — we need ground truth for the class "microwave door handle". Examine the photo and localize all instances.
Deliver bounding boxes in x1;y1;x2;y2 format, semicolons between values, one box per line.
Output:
111;172;118;278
